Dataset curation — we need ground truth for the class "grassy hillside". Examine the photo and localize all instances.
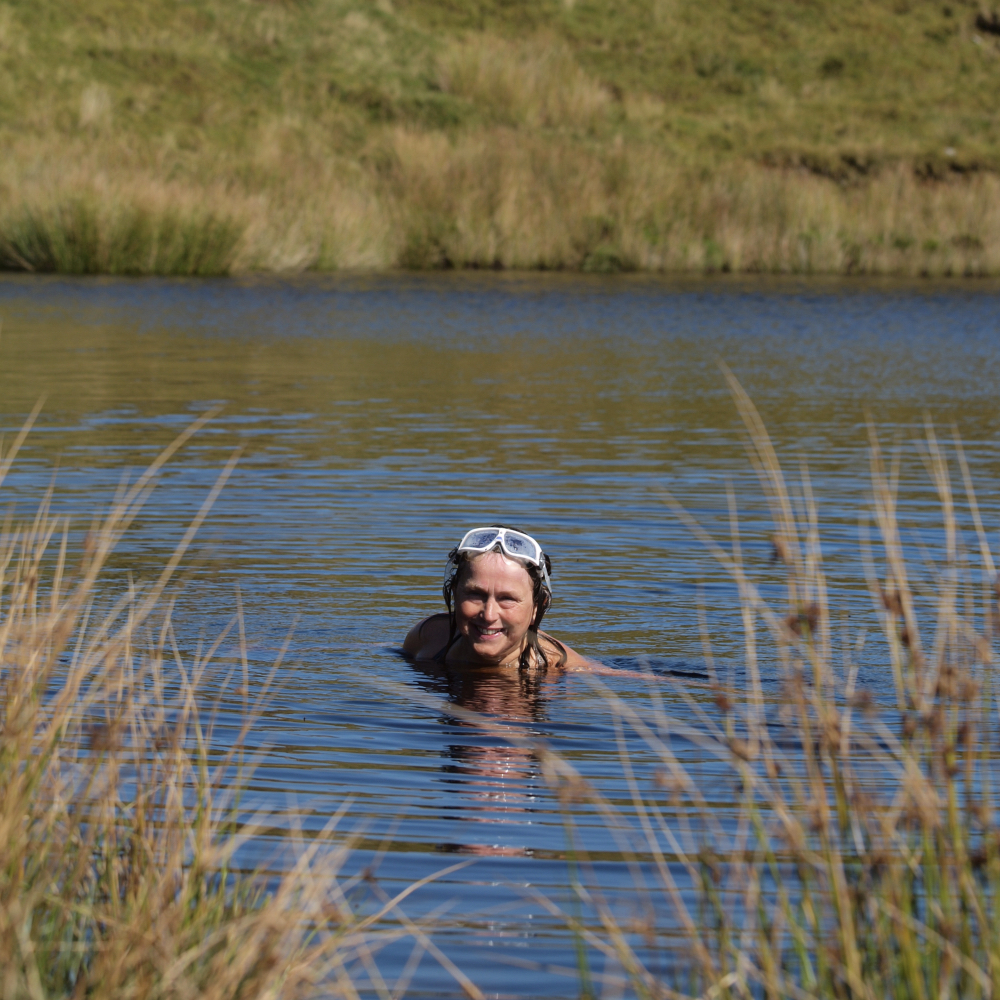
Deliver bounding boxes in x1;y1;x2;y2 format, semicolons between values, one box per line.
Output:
0;0;998;274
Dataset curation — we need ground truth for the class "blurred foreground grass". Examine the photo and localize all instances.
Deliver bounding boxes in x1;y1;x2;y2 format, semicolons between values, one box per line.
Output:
1;0;999;274
9;381;1000;998
0;411;477;1000
524;374;1000;998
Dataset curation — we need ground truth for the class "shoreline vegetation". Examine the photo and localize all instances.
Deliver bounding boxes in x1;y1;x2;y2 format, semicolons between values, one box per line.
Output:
1;0;999;277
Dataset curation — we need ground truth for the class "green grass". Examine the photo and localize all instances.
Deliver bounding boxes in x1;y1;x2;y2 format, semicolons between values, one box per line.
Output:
404;0;1000;170
0;0;999;273
0;198;242;274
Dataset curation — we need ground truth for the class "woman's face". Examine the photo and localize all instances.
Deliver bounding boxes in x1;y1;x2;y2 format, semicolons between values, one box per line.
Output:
454;551;537;665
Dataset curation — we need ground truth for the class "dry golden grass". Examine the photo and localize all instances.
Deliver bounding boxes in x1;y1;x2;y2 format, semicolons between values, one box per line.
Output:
10;368;1000;997
511;374;1000;997
386;134;1000;274
0;410;479;1000
439;33;612;132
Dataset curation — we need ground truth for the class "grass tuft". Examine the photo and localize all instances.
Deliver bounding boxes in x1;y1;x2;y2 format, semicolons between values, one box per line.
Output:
0;197;244;275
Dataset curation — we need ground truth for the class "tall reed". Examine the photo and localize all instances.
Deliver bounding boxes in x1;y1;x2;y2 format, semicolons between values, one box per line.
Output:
529;374;1000;998
0;410;477;1000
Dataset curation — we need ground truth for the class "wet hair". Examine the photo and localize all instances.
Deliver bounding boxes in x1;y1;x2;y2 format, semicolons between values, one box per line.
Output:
443;523;555;674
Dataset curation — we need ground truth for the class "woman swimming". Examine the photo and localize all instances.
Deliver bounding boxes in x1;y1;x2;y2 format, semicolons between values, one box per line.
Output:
403;525;591;672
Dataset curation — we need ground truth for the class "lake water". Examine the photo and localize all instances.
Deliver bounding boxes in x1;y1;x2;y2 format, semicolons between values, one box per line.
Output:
2;273;999;997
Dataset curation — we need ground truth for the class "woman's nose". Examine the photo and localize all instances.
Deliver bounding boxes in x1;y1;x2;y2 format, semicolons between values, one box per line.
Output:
482;597;499;620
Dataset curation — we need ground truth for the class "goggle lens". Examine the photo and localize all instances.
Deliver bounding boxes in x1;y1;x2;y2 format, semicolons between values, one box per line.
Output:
462;528;502;550
501;531;537;558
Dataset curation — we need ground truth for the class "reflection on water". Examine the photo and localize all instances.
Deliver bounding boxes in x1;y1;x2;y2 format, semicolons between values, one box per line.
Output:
409;660;548;857
1;272;999;996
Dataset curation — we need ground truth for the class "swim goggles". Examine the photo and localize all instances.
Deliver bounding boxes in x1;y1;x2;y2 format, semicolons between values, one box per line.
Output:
450;526;551;588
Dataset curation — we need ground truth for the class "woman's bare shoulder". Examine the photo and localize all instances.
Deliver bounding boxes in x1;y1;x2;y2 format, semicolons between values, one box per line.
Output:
538;631;645;676
402;613;449;658
537;631;591;671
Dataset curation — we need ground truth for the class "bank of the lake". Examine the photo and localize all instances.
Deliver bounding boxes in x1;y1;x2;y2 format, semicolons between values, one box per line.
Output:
1;0;999;276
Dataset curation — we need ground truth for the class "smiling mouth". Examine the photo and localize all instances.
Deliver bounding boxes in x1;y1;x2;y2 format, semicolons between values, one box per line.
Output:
472;624;504;638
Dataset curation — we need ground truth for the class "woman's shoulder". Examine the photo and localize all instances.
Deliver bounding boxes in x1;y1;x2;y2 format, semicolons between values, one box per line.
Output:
537;632;649;677
402;613;450;659
537;630;589;671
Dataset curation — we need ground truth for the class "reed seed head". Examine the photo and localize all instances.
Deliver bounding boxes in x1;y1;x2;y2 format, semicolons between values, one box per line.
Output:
85;720;123;753
958;674;979;703
712;687;732;713
770;533;791;566
783;601;821;639
880;587;904;616
848;687;876;715
727;736;756;761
